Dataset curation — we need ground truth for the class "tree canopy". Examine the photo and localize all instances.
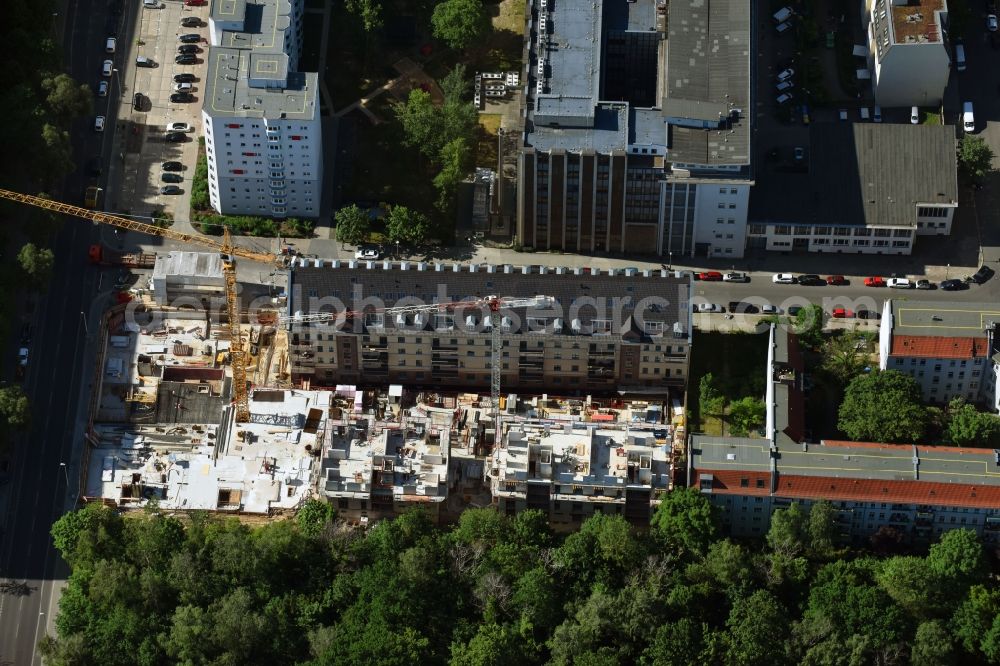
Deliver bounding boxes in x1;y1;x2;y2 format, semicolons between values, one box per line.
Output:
958;135;994;181
431;0;490;51
790;305;825;350
945;398;1000;447
18;242;55;289
333;204;370;247
385;205;431;245
838;370;927;443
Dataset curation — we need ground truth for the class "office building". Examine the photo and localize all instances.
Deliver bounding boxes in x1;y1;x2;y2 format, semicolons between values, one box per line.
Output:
865;0;951;107
879;299;1000;410
285;261;692;395
517;0;751;258
202;0;322;218
749;124;957;254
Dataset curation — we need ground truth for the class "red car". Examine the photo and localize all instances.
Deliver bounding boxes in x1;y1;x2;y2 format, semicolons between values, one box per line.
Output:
831;307;854;318
864;276;885;287
185;0;207;5
826;275;846;285
697;271;723;281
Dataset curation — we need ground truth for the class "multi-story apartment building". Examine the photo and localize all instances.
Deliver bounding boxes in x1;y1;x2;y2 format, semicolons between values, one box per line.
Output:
689;325;1000;546
488;422;672;524
749;124;956;255
517;0;751;258
865;0;951;108
879;299;1000;410
285;261;692;395
202;0;322;218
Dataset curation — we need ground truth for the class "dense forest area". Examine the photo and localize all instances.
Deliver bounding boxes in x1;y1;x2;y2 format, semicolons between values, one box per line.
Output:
40;492;1000;666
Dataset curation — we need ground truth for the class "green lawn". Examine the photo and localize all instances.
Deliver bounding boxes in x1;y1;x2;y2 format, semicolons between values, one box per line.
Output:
688;331;769;433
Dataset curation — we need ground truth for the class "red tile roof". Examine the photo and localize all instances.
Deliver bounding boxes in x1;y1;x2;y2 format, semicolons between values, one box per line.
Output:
773;474;1000;509
691;469;772;496
890;335;987;359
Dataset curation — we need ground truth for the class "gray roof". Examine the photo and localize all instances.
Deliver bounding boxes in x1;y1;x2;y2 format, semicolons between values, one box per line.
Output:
202;0;319;121
287;263;691;338
152;251;223;280
663;0;751;166
691;436;1000;488
889;299;1000;340
750;123;957;227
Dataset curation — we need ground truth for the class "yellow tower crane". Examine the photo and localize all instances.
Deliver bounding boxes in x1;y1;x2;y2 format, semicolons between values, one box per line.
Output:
0;188;283;423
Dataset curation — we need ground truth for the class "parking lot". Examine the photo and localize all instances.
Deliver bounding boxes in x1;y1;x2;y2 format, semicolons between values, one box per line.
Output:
107;0;210;223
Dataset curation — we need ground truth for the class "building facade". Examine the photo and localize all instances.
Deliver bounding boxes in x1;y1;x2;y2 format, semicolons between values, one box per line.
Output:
202;0;322;218
285;261;692;395
517;0;752;258
865;0;951;108
879;299;1000;410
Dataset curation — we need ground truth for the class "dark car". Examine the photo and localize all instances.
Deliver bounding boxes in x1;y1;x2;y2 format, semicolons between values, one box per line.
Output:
20;323;32;346
133;92;144;111
161;172;183;183
856;308;881;320
940;279;966;291
970;265;995;284
161;161;183;171
175;54;197;65
180;16;202;27
160;185;183;195
727;301;759;314
165;131;187;142
173;73;197;83
86;157;103;177
798;274;825;286
178;33;202;43
787;306;803;317
170;92;194;103
177;44;201;54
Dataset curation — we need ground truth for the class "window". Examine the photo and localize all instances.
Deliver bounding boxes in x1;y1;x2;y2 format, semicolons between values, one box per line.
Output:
592;319;612;334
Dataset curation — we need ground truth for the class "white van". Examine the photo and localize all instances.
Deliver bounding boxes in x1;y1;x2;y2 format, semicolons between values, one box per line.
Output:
963;102;975;133
955;44;966;71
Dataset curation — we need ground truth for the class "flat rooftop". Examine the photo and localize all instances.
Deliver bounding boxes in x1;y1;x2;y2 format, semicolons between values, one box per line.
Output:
750;123;957;227
889;300;1000;339
887;0;946;44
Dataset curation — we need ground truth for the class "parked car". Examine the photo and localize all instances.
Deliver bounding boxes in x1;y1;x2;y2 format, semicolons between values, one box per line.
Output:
915;279;934;290
761;305;781;315
173;73;197;83
825;275;846;285
887;277;913;289
696;303;725;313
776;80;794;92
173;82;194;92
96;80;109;96
143;0;165;7
856;308;877;320
178;33;202;43
105;37;117;53
175;54;197;64
787;306;803;316
164;131;187;142
170;92;194;103
161;161;183;171
180;16;202;27
988;14;998;31
939;278;966;291
135;55;156;67
354;247;380;260
161;172;183;183
793;146;805;161
831;308;854;318
160;185;183;194
723;272;748;282
133;92;144;111
697;271;723;281
20;324;32;346
776;93;794;105
864;276;886;287
178;44;201;55
94;115;106;132
777;68;795;81
772;273;797;284
185;0;207;5
911;106;919;124
970;265;995;284
165;122;192;133
102;59;113;77
797;274;824;286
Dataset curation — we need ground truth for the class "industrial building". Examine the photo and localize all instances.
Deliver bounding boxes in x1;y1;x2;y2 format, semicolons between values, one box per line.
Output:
689;325;1000;545
878;299;1000;411
748;124;957;255
202;0;322;218
517;0;751;258
151;251;225;306
284;261;692;395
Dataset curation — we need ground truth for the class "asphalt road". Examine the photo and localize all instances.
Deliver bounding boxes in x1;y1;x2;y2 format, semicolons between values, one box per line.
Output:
0;0;125;661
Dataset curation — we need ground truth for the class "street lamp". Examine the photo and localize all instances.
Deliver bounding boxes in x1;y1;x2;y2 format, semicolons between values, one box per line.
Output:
668;251;673;271
79;311;89;335
59;462;69;486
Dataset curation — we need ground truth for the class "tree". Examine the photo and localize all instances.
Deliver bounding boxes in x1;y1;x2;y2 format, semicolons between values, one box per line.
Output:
766;503;808;558
911;620;954;666
41;123;74;180
41;73;92;121
297;499;335;537
334;204;371;247
451;622;530;666
385;205;431;245
821;331;873;385
698;373;725;417
18;242;55;288
726;397;765;436
431;0;490;51
958;135;994;181
395;89;445;156
790;304;825;349
440;64;470;104
724;590;790;666
807;500;838;559
951;585;1000;657
838;370;927;443
926;528;986;589
650;487;717;557
0;385;31;429
876;556;942;618
685;539;753;598
433;137;473;212
642;619;710;666
345;0;383;32
945;398;1000;447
